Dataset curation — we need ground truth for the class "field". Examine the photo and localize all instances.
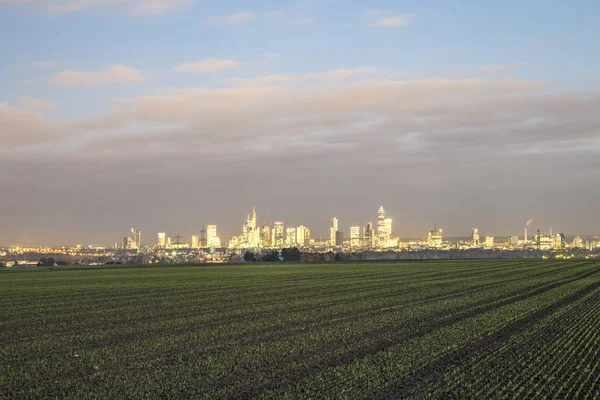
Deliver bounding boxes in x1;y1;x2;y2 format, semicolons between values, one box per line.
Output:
1;261;599;399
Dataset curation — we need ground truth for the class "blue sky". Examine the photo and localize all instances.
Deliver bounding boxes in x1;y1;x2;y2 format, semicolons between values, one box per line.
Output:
1;0;600;245
3;0;599;118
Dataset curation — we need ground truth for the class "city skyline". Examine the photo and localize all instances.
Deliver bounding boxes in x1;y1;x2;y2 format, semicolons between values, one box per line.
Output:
1;1;599;246
3;205;593;249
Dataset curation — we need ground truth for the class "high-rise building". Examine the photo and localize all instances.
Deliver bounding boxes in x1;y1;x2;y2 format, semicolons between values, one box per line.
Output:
428;227;443;248
260;225;271;248
167;237;172;248
485;236;495;249
555;233;565;250
191;234;199;249
157;232;166;248
207;225;221;248
329;217;339;247
377;207;392;248
127;228;141;250
286;227;297;247
471;228;480;247
509;235;519;247
363;222;374;248
271;222;284;248
350;226;360;249
336;231;344;247
296;226;307;247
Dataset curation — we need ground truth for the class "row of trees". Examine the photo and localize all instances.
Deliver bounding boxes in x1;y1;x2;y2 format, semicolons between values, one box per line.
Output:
243;247;302;262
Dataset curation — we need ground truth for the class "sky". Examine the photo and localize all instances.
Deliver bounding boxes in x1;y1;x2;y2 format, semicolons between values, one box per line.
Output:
1;0;600;246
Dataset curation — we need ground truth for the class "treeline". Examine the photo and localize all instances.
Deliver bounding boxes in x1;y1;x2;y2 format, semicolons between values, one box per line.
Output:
243;248;302;262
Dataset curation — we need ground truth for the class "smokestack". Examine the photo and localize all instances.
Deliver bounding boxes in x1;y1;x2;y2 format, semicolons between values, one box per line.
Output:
524;227;528;242
550;227;553;237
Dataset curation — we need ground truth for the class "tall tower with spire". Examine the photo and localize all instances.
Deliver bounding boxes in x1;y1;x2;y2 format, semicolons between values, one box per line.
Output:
377;206;391;248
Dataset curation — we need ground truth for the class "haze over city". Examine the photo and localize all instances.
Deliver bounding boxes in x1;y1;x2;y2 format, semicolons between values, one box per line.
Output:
1;0;599;246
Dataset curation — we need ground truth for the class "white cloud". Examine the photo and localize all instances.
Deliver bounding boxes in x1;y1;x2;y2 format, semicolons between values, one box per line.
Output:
204;11;255;25
49;65;146;87
374;15;411;27
1;0;192;15
173;59;238;74
306;68;377;81
16;96;56;111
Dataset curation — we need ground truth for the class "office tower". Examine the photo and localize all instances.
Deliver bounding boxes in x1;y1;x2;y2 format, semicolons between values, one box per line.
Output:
329;217;339;247
285;227;297;247
485;236;494;249
296;226;307;247
509;235;519;247
555;233;565;250
167;237;172;248
191;234;199;249
207;225;221;248
364;222;374;248
157;232;166;248
336;231;344;247
260;225;271;248
472;228;480;247
350;226;360;249
428;227;443;248
271;222;284;248
240;207;260;248
377;207;392;248
128;228;141;250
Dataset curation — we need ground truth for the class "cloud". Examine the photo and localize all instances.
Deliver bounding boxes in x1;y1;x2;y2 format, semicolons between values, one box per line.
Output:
479;63;526;73
306;68;377;81
363;11;411;27
3;76;600;243
374;15;411;27
16;96;56;111
173;59;238;74
49;65;146;87
204;11;255;25
1;0;192;15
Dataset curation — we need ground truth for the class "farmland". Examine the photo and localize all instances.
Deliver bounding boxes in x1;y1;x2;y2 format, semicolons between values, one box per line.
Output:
1;261;599;399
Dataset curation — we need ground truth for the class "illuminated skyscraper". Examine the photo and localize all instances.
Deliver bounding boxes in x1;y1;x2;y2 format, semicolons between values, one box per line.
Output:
329;217;339;247
191;234;199;249
471;228;480;247
128;228;141;250
286;227;297;246
157;232;166;248
207;225;221;248
239;207;260;248
428;227;443;248
363;222;374;248
377;207;391;248
296;226;307;247
485;236;495;249
271;222;284;248
260;226;271;248
350;226;360;249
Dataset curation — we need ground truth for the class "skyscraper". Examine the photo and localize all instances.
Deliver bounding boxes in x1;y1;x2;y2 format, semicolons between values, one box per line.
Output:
191;234;199;249
128;228;141;250
471;228;480;247
428;227;443;248
296;225;307;247
271;222;284;248
260;225;271;248
157;232;166;248
377;207;392;248
350;226;360;249
329;217;339;247
286;227;297;247
363;222;374;248
207;225;221;248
